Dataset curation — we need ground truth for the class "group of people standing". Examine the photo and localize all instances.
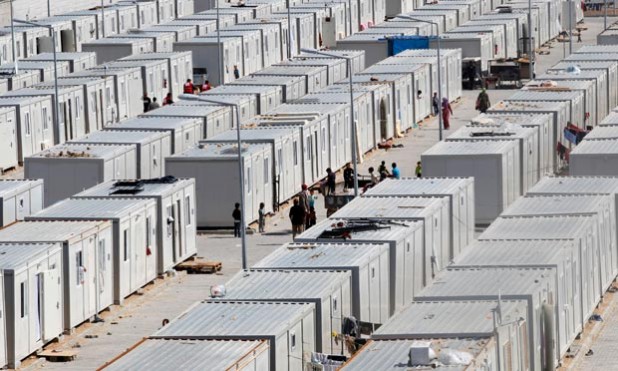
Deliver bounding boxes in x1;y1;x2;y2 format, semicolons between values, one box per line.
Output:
289;184;317;238
430;89;491;131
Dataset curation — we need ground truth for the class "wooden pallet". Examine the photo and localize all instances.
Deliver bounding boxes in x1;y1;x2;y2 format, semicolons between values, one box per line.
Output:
176;257;222;274
38;349;77;362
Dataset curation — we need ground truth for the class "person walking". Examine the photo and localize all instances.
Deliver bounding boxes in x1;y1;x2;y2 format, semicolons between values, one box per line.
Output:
432;92;439;116
233;65;240;79
183;79;194;94
577;31;582;42
232;203;242;237
415;161;422;178
258;202;265;233
289;198;305;238
378;160;390;181
142;93;151;113
202;80;212;91
163;92;174;106
149;97;160;110
442;97;453;130
343;163;354;191
326;168;336;195
308;206;317;228
391;162;401;179
475;89;491;113
299;184;311;228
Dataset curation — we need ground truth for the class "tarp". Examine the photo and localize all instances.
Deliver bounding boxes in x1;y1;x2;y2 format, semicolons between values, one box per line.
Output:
387;36;431;56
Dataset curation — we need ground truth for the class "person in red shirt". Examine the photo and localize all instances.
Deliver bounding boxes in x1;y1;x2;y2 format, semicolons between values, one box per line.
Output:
183;79;194;94
162;93;174;106
201;80;212;91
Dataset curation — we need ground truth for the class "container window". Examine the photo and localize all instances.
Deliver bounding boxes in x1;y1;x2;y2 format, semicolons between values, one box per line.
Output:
146;217;152;248
407;242;410;253
332;295;338;311
120;81;126;103
277;148;283;174
167;205;173;237
25;112;31;136
123;229;129;261
264;157;269;184
76;251;83;286
76;96;81;119
42;107;48;130
321;127;326;153
293;141;298;166
371;267;375;278
306;136;311;161
20;282;27;318
290;331;296;350
185;196;191;226
246;167;252;194
99;239;107;272
106;86;112;108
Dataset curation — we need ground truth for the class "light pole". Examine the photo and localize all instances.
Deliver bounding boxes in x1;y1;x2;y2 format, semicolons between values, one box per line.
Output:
287;0;292;59
9;0;17;73
216;0;224;86
569;0;573;54
605;0;608;30
177;94;248;269
528;0;535;78
14;19;61;144
301;48;359;196
101;0;106;38
396;15;444;140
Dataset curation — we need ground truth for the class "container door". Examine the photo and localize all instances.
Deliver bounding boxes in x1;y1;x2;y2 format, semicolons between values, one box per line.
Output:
86;237;97;317
42;267;61;341
134;214;148;288
0;276;5;367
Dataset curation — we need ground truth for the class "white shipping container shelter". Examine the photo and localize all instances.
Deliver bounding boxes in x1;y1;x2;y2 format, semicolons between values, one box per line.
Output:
33;15;98;52
165;142;273;227
109;4;139;34
142;103;232;138
253;65;329;94
524;81;597;127
74;178;196;273
364;177;475;257
295;218;424;315
116;31;175;53
176;95;257;125
0;95;54;163
563;56;618;103
142;24;198;42
151;300;316;371
0;221;114;331
165;19;218;36
26;52;97;73
0;106;18;173
276;58;347;86
203;127;302;205
71;130;172;179
431;33;493;72
335;34;403;69
81;37;154;64
387;55;450;107
220;269;352;354
254;242;390;326
415;267;558;370
0;33;12;64
65;9;119;39
241;17;292;61
121;51;193;100
297;50;366;74
536;71;609;124
331;196;448;280
480;215;605;306
0;61;71;82
478;12;529;45
104;339;270;371
172;36;242;86
36;76;117;133
259;13;316;56
156;0;177;23
227;23;282;69
202;84;284;114
462;18;519;58
386;0;415;16
229;75;307;102
445;124;540;192
422;140;521;224
569;139;618;177
452;240;589;340
410;7;467;26
4;26;49;58
370;300;529;371
0;243;63;369
174;0;195;18
341;339;497;370
394;13;457;33
497;4;544;45
199;7;255;23
0;70;41;91
24;143;137;207
290;3;348;43
369;20;434;36
346;74;413;139
471;113;554;176
95;59;169;106
0;179;43;228
70;67;145;121
27;197;158;304
499;195;617;284
176;13;235;30
450;24;507;59
5;86;86;144
118;0;158;28
106;116;202;153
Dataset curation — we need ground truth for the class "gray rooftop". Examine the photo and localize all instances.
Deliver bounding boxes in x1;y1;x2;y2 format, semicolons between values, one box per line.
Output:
479;215;595;240
28;197;154;221
0;242;61;270
0;179;43;198
0;220;111;243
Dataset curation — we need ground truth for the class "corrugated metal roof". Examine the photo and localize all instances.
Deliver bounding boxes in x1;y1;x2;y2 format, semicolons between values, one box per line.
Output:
27;52;95;62
577;45;618;53
422;140;517;156
204;127;295;143
474;113;552;127
153;301;314;338
28;143;135;159
104;339;269;371
600;112;618;125
0;242;61;270
102;59;167;69
566;53;618;61
537;71;604;80
83;37;151;45
142;104;229;118
75;178;194;198
452;240;577;267
528;176;618;195
121;51;192;61
267;103;348;115
108;117;201;131
253;65;328;76
0;220;110;242
447;125;534;141
0;179;42;197
341;339;487;370
490;100;568;111
254;242;389;269
372;300;525;339
571;139;618;154
509;90;583;101
296;218;420;242
222;269;351;302
202;84;280;95
584;126;618;140
396;49;461;58
230;75;305;85
416;267;554;299
331;196;446;220
0;95;50;105
362;64;427;74
526;80;594;91
29;197;155;221
550;61;616;70
365;177;473;197
501;195;610;217
72;130;168;145
479;215;594;240
168;142;269;159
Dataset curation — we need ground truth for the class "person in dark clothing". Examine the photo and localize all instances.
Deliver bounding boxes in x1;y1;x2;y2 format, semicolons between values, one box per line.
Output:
163;92;174;106
475;89;491;113
232;203;241;237
289;198;305;238
142;93;151;113
432;92;439;116
326;168;336;195
378;160;390;181
233;65;240;79
343;164;354;191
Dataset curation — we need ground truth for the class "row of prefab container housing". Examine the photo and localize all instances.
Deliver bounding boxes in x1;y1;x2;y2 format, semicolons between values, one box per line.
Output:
0;176;197;368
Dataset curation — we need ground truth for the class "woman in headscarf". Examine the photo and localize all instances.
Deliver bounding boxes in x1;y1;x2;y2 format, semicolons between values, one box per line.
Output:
476;88;491;113
442;97;453;130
